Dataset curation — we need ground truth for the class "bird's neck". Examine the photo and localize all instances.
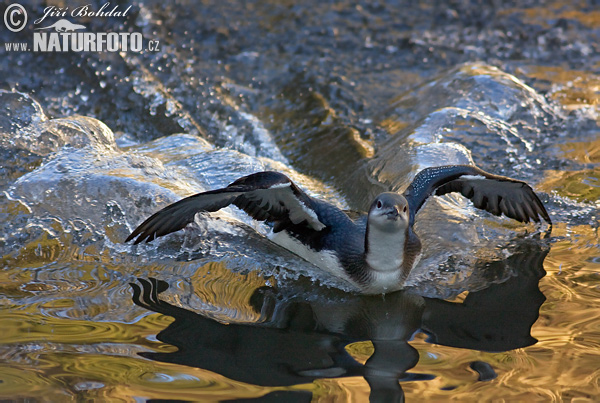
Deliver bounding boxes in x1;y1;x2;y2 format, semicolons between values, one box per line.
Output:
365;225;408;273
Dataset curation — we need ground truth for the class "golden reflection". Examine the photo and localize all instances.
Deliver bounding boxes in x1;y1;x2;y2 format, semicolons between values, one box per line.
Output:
190;261;273;323
345;341;373;364
0;354;306;401
518;65;600;110
379;118;410;136
559;138;600;164
0;293;317;400
538;136;600;203
0;230;63;269
313;377;370;402
541;169;600;203
501;3;600;28
556;9;600;28
404;333;483;396
544;222;599;276
350;127;375;158
0;310;172;345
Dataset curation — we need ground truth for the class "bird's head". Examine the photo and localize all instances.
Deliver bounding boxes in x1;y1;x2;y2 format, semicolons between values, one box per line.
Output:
368;193;409;232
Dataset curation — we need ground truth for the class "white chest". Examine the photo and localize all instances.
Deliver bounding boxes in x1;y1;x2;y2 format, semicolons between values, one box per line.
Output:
269;228;414;294
365;227;406;273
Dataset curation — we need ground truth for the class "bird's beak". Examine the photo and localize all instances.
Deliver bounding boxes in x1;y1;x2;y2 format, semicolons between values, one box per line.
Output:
384;208;400;220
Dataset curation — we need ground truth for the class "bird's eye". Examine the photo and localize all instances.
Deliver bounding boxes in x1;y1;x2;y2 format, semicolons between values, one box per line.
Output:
376;201;382;209
403;205;407;213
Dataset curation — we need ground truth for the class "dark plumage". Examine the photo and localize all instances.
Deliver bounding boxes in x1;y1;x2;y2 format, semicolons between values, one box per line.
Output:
403;165;550;225
126;165;551;293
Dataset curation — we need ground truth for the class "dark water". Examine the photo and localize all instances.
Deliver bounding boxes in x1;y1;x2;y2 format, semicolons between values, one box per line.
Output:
1;0;599;401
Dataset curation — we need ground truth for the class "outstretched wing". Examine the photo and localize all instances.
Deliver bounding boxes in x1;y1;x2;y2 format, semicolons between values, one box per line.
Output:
126;171;326;244
402;165;551;226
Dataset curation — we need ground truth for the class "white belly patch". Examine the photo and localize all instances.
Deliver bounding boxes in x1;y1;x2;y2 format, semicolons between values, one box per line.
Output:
268;230;346;279
268;229;412;294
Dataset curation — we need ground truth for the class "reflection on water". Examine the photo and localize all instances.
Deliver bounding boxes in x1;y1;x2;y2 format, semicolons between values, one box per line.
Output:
1;0;599;401
131;241;547;402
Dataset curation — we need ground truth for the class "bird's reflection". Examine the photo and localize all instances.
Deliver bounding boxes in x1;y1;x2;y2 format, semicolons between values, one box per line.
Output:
131;240;548;402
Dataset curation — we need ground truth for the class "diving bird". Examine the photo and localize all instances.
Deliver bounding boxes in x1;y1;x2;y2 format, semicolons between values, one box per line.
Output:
126;165;551;294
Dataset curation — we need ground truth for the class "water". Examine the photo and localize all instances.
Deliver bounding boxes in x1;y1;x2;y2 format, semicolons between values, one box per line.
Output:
1;0;599;401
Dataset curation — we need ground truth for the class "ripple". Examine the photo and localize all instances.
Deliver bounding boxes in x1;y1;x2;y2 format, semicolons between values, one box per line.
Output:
1;1;599;401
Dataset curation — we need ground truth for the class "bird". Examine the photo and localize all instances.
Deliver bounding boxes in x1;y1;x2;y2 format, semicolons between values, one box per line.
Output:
126;165;551;294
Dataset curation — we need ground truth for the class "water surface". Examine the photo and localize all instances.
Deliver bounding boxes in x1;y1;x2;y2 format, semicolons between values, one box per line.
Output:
1;0;598;401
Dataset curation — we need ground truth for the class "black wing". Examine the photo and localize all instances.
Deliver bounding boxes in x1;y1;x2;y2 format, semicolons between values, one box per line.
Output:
402;165;551;226
126;171;326;244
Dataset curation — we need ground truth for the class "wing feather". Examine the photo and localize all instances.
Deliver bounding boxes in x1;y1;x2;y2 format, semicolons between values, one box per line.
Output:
403;165;551;226
126;172;326;244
